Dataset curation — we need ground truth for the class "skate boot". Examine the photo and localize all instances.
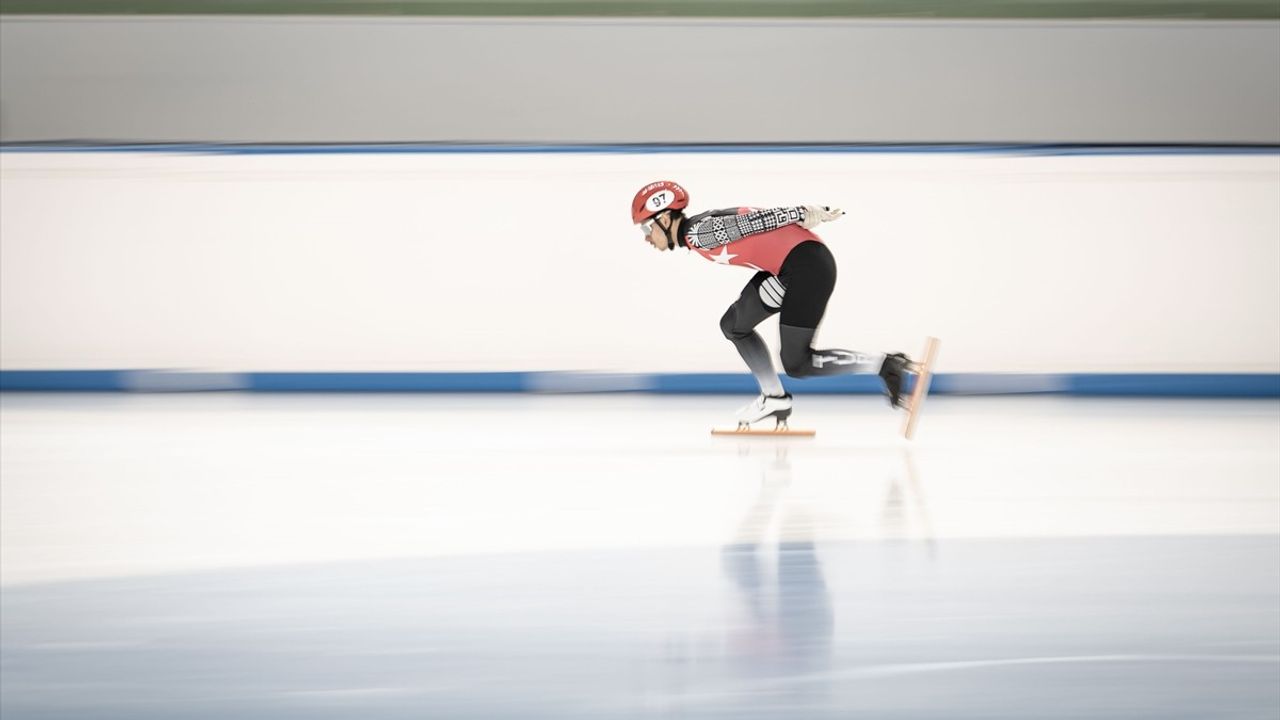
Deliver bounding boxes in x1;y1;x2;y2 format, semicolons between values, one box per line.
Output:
735;393;793;430
878;353;911;408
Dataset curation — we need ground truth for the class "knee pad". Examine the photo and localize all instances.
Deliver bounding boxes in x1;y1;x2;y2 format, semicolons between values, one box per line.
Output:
720;307;751;341
781;347;812;378
779;324;817;377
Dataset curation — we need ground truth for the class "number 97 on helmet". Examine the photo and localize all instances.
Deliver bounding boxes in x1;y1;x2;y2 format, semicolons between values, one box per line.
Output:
630;180;689;224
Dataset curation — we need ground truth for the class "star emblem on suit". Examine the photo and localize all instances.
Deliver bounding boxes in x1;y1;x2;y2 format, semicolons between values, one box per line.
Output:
711;246;737;264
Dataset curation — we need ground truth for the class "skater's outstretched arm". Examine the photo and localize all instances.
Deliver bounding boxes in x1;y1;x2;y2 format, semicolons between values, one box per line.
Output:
686;206;844;250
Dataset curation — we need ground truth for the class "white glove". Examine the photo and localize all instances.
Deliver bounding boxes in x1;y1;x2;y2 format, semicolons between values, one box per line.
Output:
800;206;844;229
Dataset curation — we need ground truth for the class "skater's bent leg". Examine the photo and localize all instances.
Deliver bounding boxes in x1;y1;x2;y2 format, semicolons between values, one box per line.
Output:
721;273;786;397
775;243;880;379
779;324;883;379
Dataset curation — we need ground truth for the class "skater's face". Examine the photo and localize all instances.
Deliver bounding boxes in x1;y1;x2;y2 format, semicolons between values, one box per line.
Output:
640;212;673;252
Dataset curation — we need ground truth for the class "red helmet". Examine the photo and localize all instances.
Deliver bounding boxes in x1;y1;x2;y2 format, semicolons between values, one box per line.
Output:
631;180;689;224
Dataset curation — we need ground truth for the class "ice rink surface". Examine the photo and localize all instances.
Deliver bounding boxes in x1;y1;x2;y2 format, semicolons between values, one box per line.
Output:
1;393;1278;718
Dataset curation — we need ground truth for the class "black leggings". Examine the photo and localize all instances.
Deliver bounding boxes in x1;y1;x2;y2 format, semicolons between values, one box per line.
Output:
720;241;867;379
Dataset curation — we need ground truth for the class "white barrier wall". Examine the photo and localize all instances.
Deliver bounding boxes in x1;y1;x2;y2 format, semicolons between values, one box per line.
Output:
2;150;1278;374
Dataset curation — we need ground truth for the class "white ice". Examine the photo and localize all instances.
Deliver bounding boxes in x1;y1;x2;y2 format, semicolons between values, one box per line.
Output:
2;393;1277;586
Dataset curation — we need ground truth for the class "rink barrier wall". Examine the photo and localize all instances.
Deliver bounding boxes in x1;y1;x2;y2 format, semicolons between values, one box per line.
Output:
2;371;1278;397
4;143;1278;377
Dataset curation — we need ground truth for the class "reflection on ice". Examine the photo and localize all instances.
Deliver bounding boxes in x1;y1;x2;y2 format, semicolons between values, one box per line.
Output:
1;394;1277;717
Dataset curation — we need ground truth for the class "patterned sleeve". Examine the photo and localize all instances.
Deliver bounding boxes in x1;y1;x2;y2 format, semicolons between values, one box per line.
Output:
685;207;808;250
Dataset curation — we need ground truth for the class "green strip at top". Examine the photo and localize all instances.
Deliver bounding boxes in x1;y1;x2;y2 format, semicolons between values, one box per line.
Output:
2;0;1277;18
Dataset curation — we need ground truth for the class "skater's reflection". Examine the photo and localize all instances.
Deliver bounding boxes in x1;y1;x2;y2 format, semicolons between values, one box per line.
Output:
721;445;834;681
879;448;937;555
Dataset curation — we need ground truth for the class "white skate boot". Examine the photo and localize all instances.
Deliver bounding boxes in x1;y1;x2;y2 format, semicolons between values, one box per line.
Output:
735;393;794;430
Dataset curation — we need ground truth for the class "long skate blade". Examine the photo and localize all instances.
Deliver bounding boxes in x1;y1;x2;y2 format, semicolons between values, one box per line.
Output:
901;336;941;441
712;428;816;437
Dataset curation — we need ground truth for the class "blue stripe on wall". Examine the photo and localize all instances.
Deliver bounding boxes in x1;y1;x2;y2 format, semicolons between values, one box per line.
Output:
246;372;532;393
2;371;1278;397
650;374;888;394
1063;373;1280;398
0;370;132;391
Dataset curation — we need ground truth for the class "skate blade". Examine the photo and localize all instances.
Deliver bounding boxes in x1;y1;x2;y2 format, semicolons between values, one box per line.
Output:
712;428;815;437
901;336;941;440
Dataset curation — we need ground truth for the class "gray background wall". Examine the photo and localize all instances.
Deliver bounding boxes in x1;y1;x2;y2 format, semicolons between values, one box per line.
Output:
2;16;1278;143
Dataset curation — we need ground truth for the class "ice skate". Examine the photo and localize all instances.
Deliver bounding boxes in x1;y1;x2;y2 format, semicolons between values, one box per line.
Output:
712;393;815;437
736;393;793;430
878;353;911;408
